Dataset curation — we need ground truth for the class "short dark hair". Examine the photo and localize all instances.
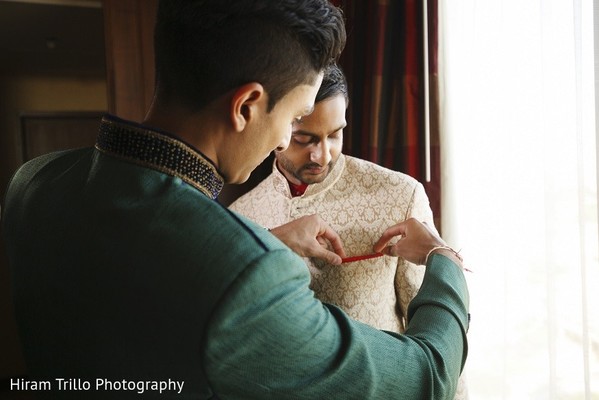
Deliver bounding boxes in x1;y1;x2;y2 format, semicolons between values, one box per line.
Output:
315;63;348;104
154;0;346;112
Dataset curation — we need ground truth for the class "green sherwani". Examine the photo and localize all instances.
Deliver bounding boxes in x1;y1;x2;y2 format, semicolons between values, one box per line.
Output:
2;115;469;399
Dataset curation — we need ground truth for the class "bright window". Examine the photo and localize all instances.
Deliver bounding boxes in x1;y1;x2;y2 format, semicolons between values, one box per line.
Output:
440;0;599;398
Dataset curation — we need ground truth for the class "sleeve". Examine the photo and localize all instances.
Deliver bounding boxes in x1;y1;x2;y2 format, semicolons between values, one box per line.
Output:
394;182;436;329
202;248;469;400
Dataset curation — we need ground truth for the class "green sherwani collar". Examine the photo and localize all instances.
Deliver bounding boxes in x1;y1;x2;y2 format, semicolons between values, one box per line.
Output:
95;114;225;199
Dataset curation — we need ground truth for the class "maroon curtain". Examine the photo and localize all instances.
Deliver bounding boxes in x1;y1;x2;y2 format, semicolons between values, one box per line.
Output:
333;0;442;231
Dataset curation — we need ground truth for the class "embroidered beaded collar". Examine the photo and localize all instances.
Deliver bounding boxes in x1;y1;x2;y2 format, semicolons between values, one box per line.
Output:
95;115;224;199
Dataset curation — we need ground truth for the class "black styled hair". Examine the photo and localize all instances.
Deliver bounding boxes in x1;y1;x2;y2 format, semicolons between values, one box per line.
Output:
315;63;348;104
154;0;346;112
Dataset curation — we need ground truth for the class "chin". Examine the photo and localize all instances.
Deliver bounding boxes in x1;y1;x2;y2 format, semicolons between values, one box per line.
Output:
301;177;325;185
301;172;328;185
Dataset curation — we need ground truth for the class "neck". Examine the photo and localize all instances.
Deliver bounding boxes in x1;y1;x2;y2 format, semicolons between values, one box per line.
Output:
142;99;227;172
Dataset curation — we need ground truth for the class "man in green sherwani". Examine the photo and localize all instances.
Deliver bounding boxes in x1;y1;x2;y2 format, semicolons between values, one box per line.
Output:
1;1;469;399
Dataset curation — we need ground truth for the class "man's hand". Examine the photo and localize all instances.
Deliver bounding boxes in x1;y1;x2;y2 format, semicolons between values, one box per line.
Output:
373;218;446;265
269;214;346;265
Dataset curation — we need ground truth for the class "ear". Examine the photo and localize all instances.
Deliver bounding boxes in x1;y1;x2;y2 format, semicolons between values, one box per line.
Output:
230;82;266;132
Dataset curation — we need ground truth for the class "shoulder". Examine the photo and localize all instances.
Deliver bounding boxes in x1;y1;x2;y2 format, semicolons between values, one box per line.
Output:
228;172;278;211
166;189;290;265
4;148;92;212
343;155;420;187
11;148;92;182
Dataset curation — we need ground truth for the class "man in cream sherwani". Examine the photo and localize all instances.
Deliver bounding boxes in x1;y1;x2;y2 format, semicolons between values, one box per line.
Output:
230;64;468;399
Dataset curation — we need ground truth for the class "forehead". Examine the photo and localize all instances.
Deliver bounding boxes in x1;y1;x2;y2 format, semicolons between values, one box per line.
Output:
299;95;347;128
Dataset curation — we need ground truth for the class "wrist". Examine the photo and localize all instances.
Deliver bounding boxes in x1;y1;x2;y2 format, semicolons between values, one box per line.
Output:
425;246;465;270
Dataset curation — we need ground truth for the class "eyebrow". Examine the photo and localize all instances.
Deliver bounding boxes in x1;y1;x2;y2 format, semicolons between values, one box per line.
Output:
293;123;347;137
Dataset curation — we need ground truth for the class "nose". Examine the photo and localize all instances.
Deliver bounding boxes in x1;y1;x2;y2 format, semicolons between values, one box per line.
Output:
310;141;331;166
276;128;292;152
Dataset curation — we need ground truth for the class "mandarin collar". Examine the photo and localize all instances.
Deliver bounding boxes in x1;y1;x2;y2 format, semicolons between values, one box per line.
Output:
95;115;224;199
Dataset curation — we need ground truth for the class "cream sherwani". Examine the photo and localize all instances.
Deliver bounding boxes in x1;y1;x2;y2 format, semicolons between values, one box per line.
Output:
231;154;468;399
230;154;434;332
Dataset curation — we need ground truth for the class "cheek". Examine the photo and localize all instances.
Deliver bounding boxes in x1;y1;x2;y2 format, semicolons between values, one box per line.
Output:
279;147;305;168
282;124;293;146
330;139;343;157
291;145;313;163
275;121;293;144
260;121;287;152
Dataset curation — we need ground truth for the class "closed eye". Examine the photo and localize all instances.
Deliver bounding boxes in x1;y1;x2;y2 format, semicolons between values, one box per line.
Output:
292;133;314;145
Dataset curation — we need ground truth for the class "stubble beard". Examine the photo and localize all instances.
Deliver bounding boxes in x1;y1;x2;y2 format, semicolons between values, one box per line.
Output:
277;154;337;185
